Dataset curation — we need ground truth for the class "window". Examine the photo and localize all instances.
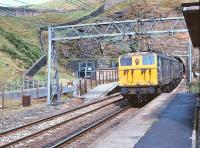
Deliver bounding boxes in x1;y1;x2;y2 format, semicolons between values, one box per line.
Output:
143;54;155;65
120;56;132;66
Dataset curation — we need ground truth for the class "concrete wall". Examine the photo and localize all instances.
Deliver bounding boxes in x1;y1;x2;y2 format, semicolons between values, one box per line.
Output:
0;86;76;100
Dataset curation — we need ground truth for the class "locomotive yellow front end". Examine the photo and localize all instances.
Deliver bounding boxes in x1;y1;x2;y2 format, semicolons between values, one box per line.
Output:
118;52;158;96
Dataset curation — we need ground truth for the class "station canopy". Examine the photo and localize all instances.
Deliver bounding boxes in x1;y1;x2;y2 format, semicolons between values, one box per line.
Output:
182;2;200;48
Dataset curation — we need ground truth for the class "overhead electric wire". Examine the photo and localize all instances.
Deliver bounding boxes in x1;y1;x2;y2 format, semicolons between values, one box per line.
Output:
66;0;101;12
66;0;89;10
76;0;96;10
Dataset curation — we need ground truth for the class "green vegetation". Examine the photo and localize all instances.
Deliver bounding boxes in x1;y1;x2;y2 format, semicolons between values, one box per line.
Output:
30;0;76;10
30;0;102;11
2;0;197;82
0;28;41;67
0;2;102;81
188;79;200;94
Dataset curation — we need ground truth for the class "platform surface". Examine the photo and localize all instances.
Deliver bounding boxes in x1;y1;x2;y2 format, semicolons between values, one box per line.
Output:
81;82;118;100
89;81;196;148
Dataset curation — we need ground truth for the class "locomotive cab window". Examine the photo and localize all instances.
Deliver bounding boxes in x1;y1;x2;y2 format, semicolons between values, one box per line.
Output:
120;56;132;66
143;54;155;65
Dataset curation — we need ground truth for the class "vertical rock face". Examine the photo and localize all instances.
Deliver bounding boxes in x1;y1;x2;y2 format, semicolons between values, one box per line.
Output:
97;57;111;68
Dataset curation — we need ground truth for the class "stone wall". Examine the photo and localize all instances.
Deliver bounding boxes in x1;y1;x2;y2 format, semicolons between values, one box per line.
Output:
97;57;117;69
0;6;66;17
0;7;39;17
0;0;123;17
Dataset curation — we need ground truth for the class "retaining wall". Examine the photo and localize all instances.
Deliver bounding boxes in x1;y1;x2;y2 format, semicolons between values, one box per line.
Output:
0;86;76;100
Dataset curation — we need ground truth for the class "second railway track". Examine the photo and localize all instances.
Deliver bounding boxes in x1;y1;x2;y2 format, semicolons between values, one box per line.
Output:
49;105;131;148
0;93;125;147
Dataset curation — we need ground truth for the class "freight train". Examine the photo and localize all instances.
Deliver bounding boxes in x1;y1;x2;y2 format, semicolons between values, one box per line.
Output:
118;51;183;103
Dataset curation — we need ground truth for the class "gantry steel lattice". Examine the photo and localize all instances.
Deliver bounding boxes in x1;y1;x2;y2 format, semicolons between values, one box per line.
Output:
47;17;188;104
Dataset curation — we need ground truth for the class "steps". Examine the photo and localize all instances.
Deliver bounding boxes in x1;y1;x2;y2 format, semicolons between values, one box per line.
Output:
24;55;47;77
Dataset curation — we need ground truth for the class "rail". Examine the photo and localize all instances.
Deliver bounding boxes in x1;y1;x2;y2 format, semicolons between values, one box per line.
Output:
50;106;130;148
0;93;123;147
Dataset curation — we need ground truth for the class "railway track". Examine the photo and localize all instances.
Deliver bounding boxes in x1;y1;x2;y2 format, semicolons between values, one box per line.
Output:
0;93;125;147
49;105;131;148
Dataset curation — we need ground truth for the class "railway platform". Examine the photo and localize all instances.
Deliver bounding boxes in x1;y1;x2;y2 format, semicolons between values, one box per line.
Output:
81;82;118;100
89;80;197;148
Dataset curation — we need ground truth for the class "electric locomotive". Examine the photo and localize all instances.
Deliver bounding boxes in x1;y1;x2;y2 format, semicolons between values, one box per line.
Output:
118;51;183;103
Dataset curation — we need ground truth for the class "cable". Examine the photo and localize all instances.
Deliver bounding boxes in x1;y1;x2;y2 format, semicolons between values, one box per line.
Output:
66;0;90;10
76;0;96;10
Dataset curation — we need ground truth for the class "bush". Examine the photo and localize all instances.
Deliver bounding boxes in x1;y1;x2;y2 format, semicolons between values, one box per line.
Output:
0;28;41;67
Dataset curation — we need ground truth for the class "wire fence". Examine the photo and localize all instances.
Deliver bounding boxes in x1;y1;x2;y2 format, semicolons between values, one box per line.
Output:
3;80;48;92
0;69;118;109
77;68;118;95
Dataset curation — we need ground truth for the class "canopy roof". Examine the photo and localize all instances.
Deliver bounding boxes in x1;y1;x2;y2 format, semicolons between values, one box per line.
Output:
182;2;200;48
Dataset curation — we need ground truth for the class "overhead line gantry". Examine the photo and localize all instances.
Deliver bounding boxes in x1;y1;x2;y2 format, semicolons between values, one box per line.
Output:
47;17;188;104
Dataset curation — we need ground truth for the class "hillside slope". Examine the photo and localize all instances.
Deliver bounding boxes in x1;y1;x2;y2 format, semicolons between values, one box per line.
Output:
0;2;103;82
0;0;198;83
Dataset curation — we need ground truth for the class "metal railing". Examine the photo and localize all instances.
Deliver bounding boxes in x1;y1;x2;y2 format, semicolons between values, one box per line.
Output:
77;69;118;95
3;80;48;92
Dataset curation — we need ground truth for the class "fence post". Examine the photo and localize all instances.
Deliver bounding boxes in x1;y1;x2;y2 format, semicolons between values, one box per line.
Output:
103;71;105;84
116;70;118;81
106;71;108;84
36;81;39;99
90;78;92;89
33;80;35;89
115;70;117;82
79;79;82;96
84;78;87;94
21;81;24;100
111;70;114;82
60;83;63;97
2;89;5;109
99;71;101;85
95;72;97;86
108;70;112;83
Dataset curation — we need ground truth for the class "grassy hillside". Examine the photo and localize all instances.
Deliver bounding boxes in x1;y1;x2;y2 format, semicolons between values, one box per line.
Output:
0;2;103;82
0;0;198;83
30;0;103;11
87;0;199;22
0;28;41;67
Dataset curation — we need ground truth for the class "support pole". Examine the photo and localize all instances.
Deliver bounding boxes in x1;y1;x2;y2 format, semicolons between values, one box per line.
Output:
47;27;52;105
37;81;39;100
2;89;4;109
189;39;192;83
47;26;61;104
